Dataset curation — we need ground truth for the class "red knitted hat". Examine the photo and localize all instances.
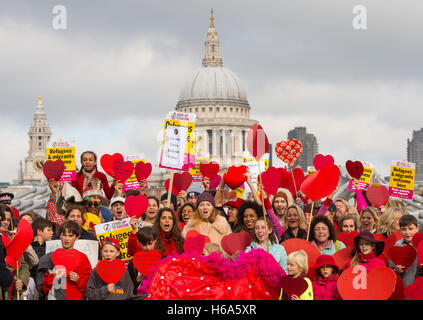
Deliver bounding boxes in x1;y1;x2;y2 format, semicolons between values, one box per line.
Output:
101;237;121;251
224;198;244;209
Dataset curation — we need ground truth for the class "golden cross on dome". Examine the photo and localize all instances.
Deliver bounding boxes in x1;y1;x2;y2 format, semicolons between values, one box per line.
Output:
38;96;42;105
210;8;215;27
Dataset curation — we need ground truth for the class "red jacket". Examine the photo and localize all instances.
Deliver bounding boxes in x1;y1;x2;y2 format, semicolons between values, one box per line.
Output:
72;170;115;200
346;252;386;273
312;274;342;300
42;251;92;300
127;231;180;257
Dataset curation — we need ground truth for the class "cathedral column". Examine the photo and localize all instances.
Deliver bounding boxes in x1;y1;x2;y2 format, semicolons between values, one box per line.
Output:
212;129;218;159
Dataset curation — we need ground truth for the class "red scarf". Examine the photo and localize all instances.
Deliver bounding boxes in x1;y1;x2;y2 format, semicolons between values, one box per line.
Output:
161;231;178;256
358;251;375;263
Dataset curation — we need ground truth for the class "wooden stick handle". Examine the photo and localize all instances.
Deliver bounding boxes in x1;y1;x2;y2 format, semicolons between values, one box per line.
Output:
291;169;298;196
167;170;174;207
16;260;20;300
306;201;314;242
257;161;269;253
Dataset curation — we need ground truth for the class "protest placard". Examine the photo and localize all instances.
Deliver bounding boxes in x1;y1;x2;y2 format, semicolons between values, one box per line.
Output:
94;218;133;261
46;140;76;181
45;239;99;268
389;160;415;199
348;160;374;191
189;153;210;182
159;111;196;171
123;154;146;191
242;152;269;193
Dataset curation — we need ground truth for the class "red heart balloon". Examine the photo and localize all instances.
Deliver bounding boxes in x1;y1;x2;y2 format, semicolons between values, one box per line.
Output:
366;185;390;208
52;248;81;276
185;230;211;243
199;161;220;179
5;219;33;264
134;162;152;181
300;164;340;201
96;259;126;284
258;166;281;196
383;232;403;257
112;159;134;183
173;172;192;191
337;266;397;300
313;154;335;170
333;246;354;271
184;234;206;255
278;275;308;298
388;245;416;271
100;153;124;178
43;159;65;181
221;231;252;256
388;273;405;300
133;250;162;277
345;160;364;180
124;194;148;218
337;231;359;248
404;277;423;300
164;178;180;195
281;238;321;280
246;124;269;161
412;233;423;249
275;139;303;167
209;175;222;190
223;165;249;190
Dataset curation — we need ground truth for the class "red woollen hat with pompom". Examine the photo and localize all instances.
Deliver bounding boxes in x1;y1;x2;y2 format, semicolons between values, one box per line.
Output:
101;237;121;251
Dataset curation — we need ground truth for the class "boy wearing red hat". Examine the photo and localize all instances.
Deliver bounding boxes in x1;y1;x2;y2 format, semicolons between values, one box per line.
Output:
312;255;341;300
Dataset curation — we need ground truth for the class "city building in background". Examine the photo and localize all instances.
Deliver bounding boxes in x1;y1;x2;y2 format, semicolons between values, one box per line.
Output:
408;128;423;182
287;127;318;170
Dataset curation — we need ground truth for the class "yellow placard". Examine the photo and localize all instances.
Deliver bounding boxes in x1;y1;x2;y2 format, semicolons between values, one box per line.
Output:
389;166;415;191
46;146;76;171
94;218;133;261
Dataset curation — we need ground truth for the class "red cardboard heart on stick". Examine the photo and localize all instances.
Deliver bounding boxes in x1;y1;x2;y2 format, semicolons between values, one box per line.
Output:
404;277;423;300
258;166;281;195
173;172;192;191
133;250;162;277
165;178;180;195
97;259;126;284
100;153;124;178
300;164;340;201
223;165;249;190
6;219;33;265
52;248;81;276
135;162;152;181
366;185;390;208
337;231;359;248
313;154;335;170
281;238;321;280
337;266;397;300
246;124;269;161
333;246;354;271
412;233;423;249
221;231;252;256
278;276;308;298
388;245;416;271
345;160;364;180
388;273;405;300
43;159;65;181
199;161;220;179
112;159;134;183
209;175;222;190
124;194;148;218
383;232;403;257
275;139;303;167
185;230;211;243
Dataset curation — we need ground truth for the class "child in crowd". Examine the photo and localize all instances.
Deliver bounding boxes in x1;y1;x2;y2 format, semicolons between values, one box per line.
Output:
127;226;160;294
35;221;92;300
245;217;288;274
346;231;386;272
389;214;419;287
85;238;140;300
312;255;341;300
280;250;313;300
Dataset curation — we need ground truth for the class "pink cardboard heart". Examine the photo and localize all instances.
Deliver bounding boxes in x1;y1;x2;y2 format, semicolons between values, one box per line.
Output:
367;185;390;208
313;154;335;170
246;124;269;161
221;231;252;256
124;194;148;218
209;175;222;190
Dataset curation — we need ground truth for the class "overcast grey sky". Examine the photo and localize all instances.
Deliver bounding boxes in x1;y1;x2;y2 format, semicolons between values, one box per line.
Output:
1;0;422;182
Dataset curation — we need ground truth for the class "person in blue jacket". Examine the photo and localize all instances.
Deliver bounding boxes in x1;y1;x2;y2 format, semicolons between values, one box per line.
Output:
245;216;288;274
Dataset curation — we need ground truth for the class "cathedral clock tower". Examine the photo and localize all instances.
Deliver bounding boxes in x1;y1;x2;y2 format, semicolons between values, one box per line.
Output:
22;97;52;184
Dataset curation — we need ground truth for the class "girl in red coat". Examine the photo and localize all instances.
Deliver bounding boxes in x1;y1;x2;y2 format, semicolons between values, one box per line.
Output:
72;151;115;200
346;230;386;272
312;255;342;300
